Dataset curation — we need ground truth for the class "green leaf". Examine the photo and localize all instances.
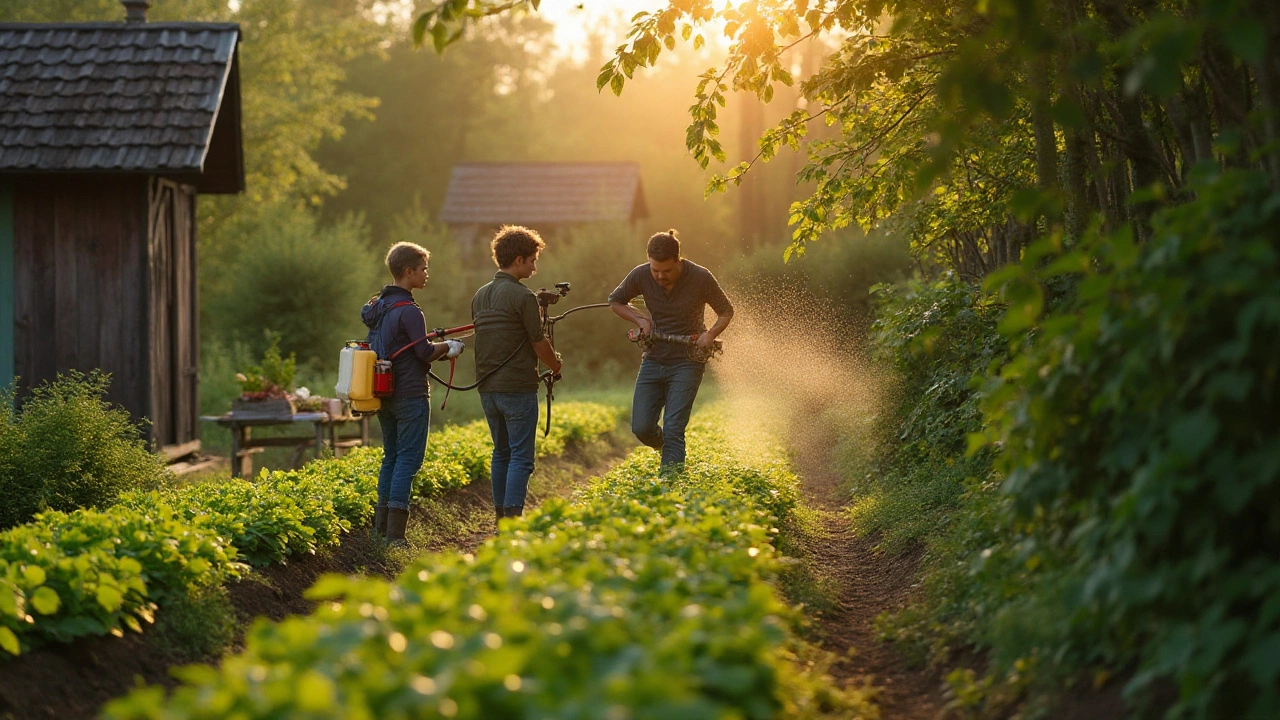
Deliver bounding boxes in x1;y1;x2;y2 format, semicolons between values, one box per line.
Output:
997;274;1044;335
411;13;430;48
22;566;46;588
30;587;61;616
97;585;124;613
0;627;18;656
1221;22;1265;64
1168;409;1218;460
1246;633;1280;685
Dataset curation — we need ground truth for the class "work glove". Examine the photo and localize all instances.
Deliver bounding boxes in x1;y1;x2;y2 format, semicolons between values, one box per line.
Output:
444;340;466;359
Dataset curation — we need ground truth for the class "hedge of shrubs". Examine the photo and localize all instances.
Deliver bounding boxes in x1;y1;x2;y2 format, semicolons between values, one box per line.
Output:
0;371;170;530
0;403;620;657
102;413;868;719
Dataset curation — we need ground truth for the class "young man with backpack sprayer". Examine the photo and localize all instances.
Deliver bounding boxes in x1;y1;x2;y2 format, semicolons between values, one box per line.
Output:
362;242;466;545
609;229;734;471
472;226;564;521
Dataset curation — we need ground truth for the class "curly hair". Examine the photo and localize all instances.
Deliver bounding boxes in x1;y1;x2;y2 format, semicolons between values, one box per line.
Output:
491;225;545;268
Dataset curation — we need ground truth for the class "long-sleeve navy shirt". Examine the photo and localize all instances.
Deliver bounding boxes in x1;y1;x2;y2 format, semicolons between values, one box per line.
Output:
361;285;437;398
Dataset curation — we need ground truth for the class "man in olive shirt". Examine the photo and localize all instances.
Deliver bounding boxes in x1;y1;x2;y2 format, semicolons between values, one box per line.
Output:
609;229;734;470
472;226;563;520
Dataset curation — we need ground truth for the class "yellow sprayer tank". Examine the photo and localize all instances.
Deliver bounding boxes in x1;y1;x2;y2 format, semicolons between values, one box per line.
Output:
336;342;380;414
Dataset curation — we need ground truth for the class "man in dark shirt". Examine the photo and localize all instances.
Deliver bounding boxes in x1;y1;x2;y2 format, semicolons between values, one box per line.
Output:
472;226;563;521
362;242;465;545
609;229;734;470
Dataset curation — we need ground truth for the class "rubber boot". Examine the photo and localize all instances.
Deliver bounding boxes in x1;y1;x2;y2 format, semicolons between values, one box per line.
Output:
503;505;524;518
374;502;389;537
386;507;410;547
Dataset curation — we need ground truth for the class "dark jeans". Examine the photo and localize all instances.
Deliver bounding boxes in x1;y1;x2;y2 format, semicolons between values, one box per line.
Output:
631;359;706;469
480;391;539;512
376;395;429;510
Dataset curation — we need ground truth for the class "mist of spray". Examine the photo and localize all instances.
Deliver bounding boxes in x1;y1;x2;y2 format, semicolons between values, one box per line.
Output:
706;283;896;484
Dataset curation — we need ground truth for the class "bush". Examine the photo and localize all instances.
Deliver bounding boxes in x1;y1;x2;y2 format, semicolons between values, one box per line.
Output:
725;228;913;323
837;276;1005;556
0;371;168;529
202;204;382;373
977;168;1280;717
152;585;238;663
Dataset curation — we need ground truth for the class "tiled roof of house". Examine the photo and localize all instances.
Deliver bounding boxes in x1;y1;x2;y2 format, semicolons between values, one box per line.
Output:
440;162;648;224
0;22;243;191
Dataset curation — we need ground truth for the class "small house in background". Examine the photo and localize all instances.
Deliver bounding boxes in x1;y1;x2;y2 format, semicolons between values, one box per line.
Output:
440;162;649;259
0;0;244;457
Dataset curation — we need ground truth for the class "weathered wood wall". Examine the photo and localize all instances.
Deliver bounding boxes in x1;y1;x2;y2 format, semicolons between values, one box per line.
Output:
147;178;199;451
11;175;199;451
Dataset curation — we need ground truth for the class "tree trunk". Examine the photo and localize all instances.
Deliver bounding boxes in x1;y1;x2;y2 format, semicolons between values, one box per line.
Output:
1032;56;1060;199
1254;0;1280;188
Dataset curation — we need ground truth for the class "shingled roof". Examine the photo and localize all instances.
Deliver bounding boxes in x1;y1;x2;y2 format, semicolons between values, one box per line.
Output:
440;162;649;225
0;22;244;193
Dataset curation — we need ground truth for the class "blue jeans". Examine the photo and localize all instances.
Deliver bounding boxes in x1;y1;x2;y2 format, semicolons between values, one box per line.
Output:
480;392;539;511
376;396;429;510
632;359;706;469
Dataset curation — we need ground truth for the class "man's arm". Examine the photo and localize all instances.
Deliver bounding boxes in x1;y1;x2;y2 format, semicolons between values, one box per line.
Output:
404;309;450;362
532;339;562;374
610;301;652;336
697;271;735;348
519;294;561;374
608;267;651;335
697;310;733;348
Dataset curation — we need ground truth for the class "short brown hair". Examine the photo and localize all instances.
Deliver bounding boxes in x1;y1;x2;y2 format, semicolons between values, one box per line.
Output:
385;242;430;278
646;229;681;262
491;225;545;268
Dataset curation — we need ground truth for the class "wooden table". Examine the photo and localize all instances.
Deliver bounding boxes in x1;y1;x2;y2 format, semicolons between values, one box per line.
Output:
200;412;371;478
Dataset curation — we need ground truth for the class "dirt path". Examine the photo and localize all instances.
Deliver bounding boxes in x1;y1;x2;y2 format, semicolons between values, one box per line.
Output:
0;436;631;720
792;440;950;720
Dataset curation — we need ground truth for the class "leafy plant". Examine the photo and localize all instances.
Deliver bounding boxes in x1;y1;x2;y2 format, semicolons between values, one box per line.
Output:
0;371;169;529
104;412;870;719
235;333;297;400
978;168;1280;718
0;504;238;656
1;401;621;656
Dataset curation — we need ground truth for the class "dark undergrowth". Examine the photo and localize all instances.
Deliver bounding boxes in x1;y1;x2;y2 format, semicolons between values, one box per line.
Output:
840;168;1280;720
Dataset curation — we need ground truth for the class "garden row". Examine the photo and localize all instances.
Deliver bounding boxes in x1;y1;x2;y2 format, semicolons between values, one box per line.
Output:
0;402;620;658
103;412;869;719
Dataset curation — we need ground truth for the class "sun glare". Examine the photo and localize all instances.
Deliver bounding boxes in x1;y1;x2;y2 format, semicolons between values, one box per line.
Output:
540;0;669;58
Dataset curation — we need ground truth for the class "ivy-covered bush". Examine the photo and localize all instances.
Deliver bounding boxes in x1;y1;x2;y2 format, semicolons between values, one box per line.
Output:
103;414;868;719
0;371;169;529
978;168;1280;717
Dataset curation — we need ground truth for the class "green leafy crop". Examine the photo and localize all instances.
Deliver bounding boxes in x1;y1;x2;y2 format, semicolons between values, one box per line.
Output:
103;412;867;719
2;402;620;657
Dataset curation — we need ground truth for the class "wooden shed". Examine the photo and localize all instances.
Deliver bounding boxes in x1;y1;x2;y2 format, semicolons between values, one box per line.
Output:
440;162;649;258
0;7;244;456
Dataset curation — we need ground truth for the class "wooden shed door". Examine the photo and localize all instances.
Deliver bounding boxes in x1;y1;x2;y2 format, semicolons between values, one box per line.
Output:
148;179;199;453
